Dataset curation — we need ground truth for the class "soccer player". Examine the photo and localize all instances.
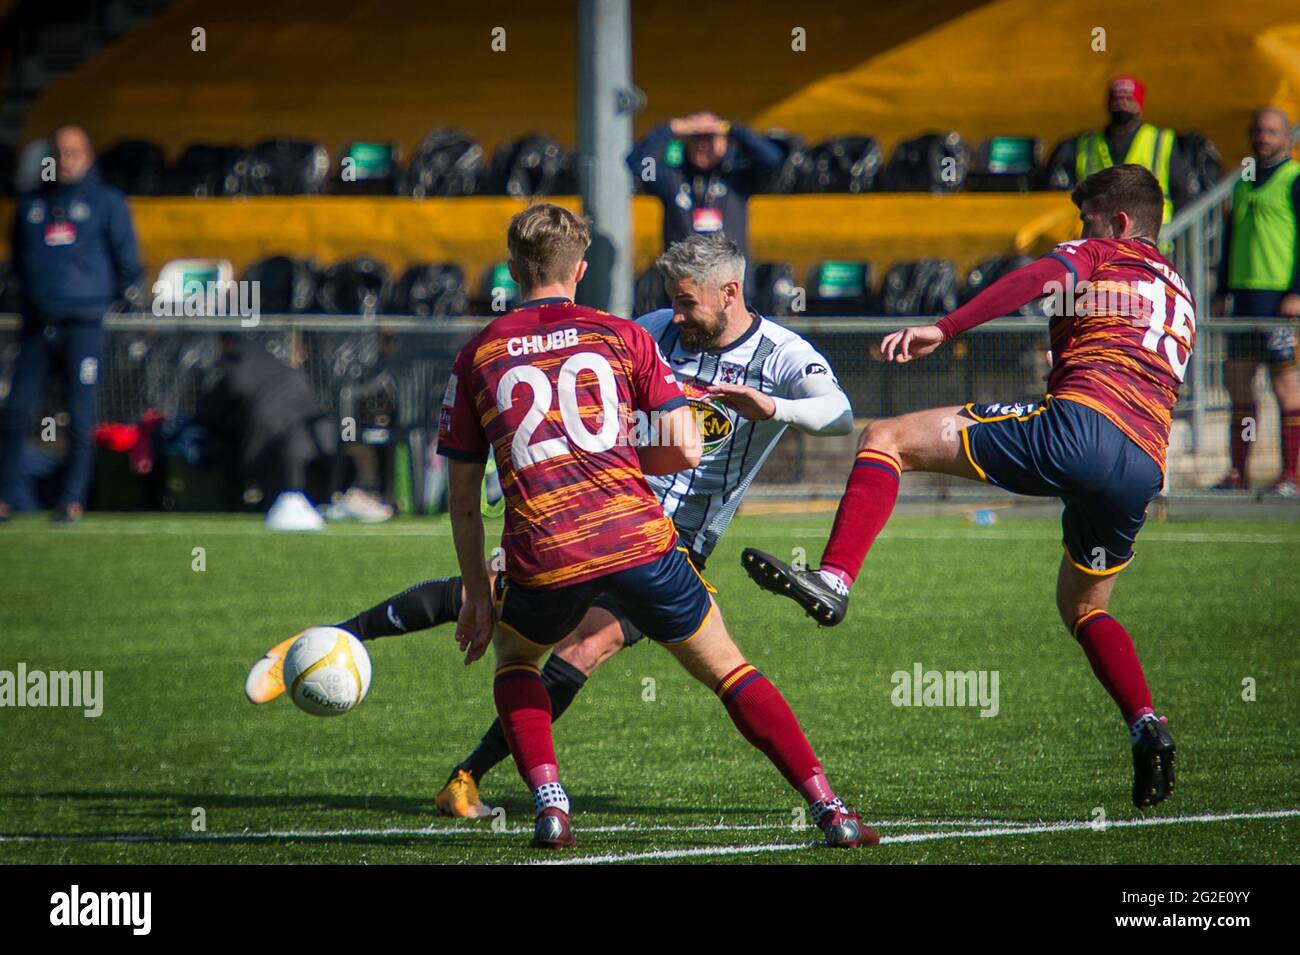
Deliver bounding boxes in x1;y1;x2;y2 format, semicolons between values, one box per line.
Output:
437;203;869;849
246;233;855;822
742;165;1187;809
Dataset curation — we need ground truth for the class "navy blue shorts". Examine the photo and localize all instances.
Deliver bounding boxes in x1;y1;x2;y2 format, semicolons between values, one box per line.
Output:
1226;291;1297;365
590;548;713;647
961;397;1163;575
495;544;714;647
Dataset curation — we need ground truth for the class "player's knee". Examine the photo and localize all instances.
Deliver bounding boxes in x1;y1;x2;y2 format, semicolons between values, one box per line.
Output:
859;418;900;454
557;622;623;676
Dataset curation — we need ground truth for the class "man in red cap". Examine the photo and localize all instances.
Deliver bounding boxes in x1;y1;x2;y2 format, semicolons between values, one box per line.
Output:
1045;76;1190;224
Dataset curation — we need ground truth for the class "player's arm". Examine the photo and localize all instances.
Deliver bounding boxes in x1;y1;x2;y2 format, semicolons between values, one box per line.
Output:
626;322;701;474
708;345;853;435
435;350;494;664
881;255;1076;363
638;404;702;474
447;457;494;664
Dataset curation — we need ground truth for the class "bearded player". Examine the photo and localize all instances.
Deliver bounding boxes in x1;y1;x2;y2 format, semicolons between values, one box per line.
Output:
743;165;1188;809
432;203;869;849
246;233;855;821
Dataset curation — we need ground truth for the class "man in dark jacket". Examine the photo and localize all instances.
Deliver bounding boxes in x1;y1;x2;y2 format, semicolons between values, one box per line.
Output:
0;125;142;523
628;111;782;259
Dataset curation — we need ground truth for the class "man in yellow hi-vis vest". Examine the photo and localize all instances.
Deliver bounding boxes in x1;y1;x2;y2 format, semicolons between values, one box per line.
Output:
1047;76;1189;224
1212;107;1300;495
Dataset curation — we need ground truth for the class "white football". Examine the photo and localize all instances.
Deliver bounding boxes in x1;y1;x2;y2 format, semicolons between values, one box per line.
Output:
282;627;372;717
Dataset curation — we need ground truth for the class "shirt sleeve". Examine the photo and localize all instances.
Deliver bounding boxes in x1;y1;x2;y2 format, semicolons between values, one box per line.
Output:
625;323;686;415
766;339;853;435
436;345;489;462
935;255;1074;340
1042;237;1109;284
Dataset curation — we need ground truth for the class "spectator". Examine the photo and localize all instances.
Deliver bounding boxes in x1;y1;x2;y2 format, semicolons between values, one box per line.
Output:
0;125;141;524
628;110;782;258
1212;107;1300;494
1046;76;1190;224
195;335;391;529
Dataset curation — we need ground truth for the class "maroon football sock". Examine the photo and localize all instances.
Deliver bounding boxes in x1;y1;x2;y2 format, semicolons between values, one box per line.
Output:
716;663;826;793
1073;611;1154;725
493;662;558;787
819;448;902;585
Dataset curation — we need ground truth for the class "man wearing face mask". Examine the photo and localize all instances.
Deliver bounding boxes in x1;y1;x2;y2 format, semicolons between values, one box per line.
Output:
628;110;783;258
1045;76;1189;225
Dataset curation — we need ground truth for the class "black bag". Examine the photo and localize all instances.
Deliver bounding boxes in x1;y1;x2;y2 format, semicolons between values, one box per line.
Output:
799;136;883;193
397;129;484;197
97;139;167;195
747;262;799;316
387;263;468;318
881;133;971;192
241;256;320;314
962;255;1048;317
758;129;810;194
488;134;575;196
1178;132;1222;198
229;138;331;196
880;258;961;315
163;144;243;197
634;267;670;316
316;258;390;316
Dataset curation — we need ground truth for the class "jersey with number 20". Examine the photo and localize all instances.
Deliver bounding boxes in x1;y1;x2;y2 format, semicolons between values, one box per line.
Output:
437;301;688;591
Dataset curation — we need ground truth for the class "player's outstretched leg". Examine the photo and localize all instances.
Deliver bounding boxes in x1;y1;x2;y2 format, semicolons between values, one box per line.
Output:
1057;558;1176;808
744;406;977;627
665;605;878;848
436;609;624;817
245;576;466;704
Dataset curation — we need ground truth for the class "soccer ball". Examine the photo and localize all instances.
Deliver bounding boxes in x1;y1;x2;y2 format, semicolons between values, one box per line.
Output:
282;627;372;717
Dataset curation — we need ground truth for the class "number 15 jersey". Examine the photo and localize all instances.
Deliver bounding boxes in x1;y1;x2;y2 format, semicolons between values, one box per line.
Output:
437;300;688;590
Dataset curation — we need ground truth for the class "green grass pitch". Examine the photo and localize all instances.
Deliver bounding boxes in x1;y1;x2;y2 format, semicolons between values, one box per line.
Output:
1;511;1296;864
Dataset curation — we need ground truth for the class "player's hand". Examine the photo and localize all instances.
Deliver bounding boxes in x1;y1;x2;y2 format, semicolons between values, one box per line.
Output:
706;383;776;420
455;594;495;666
881;324;945;363
671;112;725;137
1279;294;1300;319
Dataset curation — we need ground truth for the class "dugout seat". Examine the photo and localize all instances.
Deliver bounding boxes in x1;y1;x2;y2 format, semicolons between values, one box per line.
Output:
97;139;167;195
162;144;244;197
488;134;575;197
387;263;469;318
153;259;236;316
397;128;484;198
316;257;390;317
241;256;321;314
798;136;884;194
228;138;332;196
802;260;876;316
880;132;972;193
880;258;961;316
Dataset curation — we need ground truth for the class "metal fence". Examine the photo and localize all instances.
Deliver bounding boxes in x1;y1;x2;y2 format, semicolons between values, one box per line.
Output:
1;312;1292;505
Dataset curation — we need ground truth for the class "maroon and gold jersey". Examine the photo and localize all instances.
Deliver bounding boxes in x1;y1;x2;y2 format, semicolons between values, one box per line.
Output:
1043;237;1196;471
437;300;688;590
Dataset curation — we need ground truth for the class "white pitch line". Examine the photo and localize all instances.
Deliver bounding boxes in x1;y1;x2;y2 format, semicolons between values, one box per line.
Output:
527;808;1300;865
0;818;1033;845
6;810;1297;850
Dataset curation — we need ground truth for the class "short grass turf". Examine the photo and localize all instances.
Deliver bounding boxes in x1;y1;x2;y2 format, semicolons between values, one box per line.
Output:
0;512;1296;865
